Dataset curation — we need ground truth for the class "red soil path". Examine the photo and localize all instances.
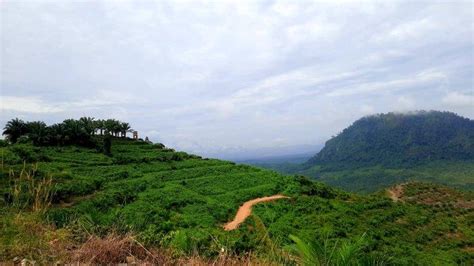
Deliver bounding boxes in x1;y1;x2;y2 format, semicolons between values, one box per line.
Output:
223;195;289;231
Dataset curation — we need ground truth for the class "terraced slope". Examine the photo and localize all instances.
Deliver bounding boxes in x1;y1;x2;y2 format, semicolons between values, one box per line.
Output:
24;140;290;230
1;139;473;264
1;139;298;253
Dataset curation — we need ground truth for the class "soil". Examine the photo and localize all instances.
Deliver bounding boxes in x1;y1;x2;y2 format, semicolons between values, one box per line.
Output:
223;195;289;231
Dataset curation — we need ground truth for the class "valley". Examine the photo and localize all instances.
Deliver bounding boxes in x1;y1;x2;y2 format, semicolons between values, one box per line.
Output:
1;133;472;264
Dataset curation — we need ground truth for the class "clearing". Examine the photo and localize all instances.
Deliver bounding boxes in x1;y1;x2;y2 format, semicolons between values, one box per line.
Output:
387;184;404;202
223;194;289;231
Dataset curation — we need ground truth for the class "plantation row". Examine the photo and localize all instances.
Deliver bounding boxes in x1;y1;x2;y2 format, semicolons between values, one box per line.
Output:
1;139;473;264
2;117;134;147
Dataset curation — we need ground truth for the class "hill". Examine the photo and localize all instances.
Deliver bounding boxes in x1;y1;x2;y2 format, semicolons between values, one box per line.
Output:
1;136;473;264
306;111;474;169
295;111;474;192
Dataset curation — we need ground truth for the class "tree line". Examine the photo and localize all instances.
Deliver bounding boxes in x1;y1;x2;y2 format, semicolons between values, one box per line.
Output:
2;117;133;146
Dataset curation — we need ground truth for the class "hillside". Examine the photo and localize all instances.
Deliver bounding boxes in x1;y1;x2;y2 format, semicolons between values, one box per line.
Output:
306;111;474;169
1;137;473;264
291;111;474;192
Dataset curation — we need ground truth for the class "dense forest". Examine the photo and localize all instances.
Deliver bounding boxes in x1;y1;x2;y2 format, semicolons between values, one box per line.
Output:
1;118;473;264
305;111;474;169
253;111;474;192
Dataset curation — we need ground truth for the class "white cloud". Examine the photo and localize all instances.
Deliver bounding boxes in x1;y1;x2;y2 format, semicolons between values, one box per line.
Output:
442;91;474;107
326;70;447;97
394;96;416;110
385;18;436;42
0;90;145;114
286;20;340;45
0;96;64;113
0;0;472;158
360;104;375;115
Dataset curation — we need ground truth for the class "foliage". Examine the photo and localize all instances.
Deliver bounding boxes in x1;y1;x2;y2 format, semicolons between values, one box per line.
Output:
289;232;369;266
103;134;112;156
259;111;474;192
2;117;135;147
7;163;54;213
0;139;472;264
2;118;29;144
305;111;474;169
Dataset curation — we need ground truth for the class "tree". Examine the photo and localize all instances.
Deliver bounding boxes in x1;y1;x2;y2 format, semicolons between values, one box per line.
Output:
95;119;105;136
113;122;121;137
79;117;96;136
120;122;131;138
2;118;28;143
49;123;65;146
62;119;88;145
2;117;135;147
27;121;49;145
104;119;118;136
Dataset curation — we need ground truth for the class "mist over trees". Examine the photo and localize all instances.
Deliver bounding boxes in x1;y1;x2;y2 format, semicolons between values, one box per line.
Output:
2;117;134;147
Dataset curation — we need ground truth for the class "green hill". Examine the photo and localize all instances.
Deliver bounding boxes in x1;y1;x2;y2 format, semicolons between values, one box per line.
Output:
306;111;473;168
1;137;473;264
298;111;474;192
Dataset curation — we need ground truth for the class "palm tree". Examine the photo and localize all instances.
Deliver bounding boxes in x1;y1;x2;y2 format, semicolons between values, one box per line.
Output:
27;121;49;145
95;119;105;136
62;119;88;144
113;121;121;137
120;122;131;138
79;117;96;136
2;118;28;143
104;119;117;136
289;233;368;266
49;123;65;146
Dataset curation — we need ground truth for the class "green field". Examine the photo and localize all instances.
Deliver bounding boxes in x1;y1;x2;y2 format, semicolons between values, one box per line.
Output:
1;139;473;264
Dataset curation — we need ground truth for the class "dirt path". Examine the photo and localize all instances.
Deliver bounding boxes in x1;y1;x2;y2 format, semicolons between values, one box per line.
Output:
223;195;289;231
387;184;404;202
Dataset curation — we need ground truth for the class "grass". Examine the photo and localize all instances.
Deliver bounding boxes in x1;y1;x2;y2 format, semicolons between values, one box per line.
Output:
0;138;473;264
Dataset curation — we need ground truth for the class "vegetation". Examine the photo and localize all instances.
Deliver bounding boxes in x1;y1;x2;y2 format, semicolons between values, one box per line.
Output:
305;111;473;169
1;135;472;264
255;111;474;192
2;117;134;147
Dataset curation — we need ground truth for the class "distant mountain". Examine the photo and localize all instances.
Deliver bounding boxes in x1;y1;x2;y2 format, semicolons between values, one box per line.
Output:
305;111;474;170
237;152;314;174
205;144;323;161
244;111;474;192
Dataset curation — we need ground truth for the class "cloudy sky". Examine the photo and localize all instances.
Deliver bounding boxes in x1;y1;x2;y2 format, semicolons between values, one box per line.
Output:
1;0;473;159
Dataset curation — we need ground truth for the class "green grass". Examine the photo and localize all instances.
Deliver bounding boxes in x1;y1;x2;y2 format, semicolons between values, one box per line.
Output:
1;139;473;264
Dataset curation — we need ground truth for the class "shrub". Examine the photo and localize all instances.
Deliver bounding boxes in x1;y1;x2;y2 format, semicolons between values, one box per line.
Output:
10;146;36;163
0;139;8;147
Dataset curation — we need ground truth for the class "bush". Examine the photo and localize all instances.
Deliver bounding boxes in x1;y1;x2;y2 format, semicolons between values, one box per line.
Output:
10;146;36;163
0;139;8;147
154;143;166;149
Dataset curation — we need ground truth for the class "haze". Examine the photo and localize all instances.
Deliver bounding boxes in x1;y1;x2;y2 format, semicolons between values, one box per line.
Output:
1;0;473;159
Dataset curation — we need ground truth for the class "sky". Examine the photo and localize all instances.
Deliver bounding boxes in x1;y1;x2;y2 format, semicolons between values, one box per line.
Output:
1;0;473;159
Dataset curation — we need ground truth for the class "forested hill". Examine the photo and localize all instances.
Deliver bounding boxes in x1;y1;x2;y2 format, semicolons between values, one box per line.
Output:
305;111;474;170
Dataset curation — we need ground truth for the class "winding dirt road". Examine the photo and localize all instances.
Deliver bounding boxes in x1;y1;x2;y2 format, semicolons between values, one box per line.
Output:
223;195;289;231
